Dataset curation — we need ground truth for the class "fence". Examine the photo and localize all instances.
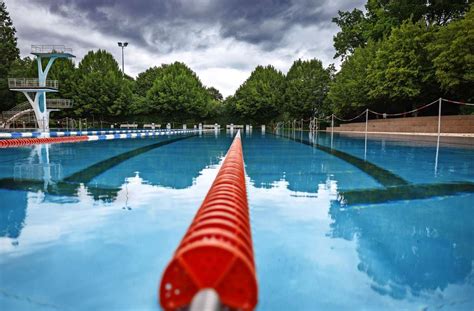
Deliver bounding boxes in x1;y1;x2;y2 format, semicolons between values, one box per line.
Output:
277;97;474;137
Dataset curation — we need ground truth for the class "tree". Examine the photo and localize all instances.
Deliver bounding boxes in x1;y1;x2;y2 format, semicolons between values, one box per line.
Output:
284;59;331;119
332;0;470;60
73;50;125;119
0;1;20;111
429;5;474;102
47;58;76;100
424;0;470;25
327;41;380;117
206;87;223;101
135;65;168;97
109;78;133;116
233;65;285;124
145;62;212;122
366;20;439;112
332;9;367;60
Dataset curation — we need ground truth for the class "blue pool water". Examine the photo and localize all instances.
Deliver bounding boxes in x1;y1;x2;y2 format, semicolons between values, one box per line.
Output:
0;131;473;310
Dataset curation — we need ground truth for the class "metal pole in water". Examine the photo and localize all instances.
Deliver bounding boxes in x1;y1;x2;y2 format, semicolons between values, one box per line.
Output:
331;114;334;149
435;98;443;176
435;134;440;176
437;97;442;136
365;109;368;160
315;117;318;144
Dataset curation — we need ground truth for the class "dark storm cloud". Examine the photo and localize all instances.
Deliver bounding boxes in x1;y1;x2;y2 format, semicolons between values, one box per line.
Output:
27;0;362;52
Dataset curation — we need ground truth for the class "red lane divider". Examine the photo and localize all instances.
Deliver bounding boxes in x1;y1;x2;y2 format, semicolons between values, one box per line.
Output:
0;136;88;148
159;131;257;311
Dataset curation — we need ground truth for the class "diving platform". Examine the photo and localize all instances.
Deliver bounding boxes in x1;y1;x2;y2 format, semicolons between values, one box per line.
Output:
47;99;73;109
8;78;59;91
7;45;75;132
31;45;75;58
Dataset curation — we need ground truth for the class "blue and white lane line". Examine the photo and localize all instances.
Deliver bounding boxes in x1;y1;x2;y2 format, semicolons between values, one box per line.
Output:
86;130;190;141
0;129;202;139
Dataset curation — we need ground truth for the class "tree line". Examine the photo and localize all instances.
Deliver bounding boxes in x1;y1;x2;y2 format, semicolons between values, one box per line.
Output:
1;1;473;127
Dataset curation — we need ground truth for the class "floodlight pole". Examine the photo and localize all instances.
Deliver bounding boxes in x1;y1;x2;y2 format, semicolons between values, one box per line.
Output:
118;42;128;75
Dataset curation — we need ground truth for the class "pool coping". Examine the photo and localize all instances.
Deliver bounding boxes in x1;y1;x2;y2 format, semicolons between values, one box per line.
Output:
324;130;474;138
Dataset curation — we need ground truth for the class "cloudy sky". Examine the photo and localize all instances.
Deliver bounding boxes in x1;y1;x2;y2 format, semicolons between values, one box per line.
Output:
5;0;365;97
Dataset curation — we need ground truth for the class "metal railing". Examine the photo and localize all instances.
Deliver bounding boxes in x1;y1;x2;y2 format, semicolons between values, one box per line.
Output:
31;45;73;54
8;78;58;89
1;102;32;119
47;99;73;109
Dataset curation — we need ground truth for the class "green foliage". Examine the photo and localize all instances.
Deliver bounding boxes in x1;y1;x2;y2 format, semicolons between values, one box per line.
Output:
333;0;470;60
0;1;20;110
206;87;223;101
428;6;474;101
332;9;367;60
72;50;126;119
145;62;213;122
367;20;438;108
327;41;379;116
47;58;76;100
284;59;331;119
232;65;285;124
135;65;167;97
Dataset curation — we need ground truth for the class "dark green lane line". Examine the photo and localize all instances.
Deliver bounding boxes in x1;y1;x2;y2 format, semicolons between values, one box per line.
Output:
271;132;408;187
64;135;194;183
338;182;474;206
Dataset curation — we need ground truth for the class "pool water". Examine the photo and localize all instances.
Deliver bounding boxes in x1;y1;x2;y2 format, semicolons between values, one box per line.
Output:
1;131;473;310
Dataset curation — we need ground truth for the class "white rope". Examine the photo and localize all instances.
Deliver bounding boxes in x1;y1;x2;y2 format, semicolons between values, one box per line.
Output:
333;110;367;122
442;98;474;106
276;97;471;129
369;99;439;117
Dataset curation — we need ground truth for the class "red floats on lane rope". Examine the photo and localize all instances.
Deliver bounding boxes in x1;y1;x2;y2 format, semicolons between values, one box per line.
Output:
0;136;88;148
159;131;257;311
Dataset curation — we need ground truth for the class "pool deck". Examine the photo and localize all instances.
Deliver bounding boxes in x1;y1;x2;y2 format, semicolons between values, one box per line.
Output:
325;130;474;138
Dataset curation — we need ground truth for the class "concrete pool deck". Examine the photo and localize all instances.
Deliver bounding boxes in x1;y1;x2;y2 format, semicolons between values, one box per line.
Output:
324;130;474;138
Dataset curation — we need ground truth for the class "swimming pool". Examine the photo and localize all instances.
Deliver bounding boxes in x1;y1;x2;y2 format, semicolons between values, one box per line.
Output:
1;131;473;310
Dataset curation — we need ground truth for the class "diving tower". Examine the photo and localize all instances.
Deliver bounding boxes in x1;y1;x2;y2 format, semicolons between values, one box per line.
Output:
8;45;75;132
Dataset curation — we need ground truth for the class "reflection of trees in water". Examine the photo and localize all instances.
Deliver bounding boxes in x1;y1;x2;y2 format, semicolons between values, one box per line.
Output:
0;190;27;239
244;136;325;192
87;136;228;189
0;182;120;240
329;200;474;299
0;136;230;240
244;135;361;193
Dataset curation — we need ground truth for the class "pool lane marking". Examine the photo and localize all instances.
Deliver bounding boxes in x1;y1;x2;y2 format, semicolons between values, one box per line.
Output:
338;182;474;206
271;132;408;188
63;135;194;184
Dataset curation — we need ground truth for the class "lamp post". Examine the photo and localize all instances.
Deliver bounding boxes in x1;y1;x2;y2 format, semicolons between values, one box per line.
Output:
117;42;128;74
